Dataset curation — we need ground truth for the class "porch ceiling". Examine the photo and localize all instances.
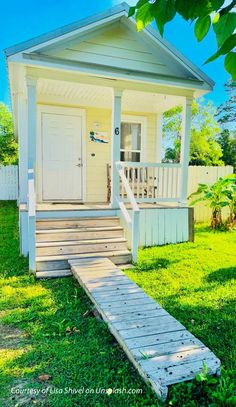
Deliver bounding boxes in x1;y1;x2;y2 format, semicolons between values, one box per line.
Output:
37;78;184;113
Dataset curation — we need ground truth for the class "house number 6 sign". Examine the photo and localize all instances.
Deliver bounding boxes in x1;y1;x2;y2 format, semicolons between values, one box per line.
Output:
115;127;120;135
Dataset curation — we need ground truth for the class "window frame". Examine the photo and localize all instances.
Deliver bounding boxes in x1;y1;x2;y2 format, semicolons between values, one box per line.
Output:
120;115;147;162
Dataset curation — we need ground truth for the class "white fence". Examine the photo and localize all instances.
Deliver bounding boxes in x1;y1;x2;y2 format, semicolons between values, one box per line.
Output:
0;165;18;200
188;165;233;222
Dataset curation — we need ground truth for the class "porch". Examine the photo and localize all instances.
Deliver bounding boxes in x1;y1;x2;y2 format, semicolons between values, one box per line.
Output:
20;71;193;272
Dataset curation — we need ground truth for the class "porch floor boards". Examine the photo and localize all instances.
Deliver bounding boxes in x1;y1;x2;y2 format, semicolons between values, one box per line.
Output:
35;202;181;211
69;257;220;401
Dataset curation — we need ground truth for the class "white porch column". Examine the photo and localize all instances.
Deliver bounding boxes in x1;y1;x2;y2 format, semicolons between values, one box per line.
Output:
179;97;192;206
111;88;123;208
156;113;163;163
27;77;37;170
17;93;28;204
26;76;37;273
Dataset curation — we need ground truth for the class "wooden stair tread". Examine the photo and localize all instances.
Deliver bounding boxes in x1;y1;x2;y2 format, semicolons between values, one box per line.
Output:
36;250;131;262
36;237;127;247
36;216;119;222
36;269;72;279
36;226;123;233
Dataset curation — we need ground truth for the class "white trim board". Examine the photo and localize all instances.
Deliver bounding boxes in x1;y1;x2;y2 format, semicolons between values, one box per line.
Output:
37;104;86;203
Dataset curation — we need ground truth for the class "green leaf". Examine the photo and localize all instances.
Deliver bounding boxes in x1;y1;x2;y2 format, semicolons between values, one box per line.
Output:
176;0;223;21
136;0;149;7
153;0;176;36
205;33;236;63
175;0;193;20
194;15;211;42
212;12;220;24
213;12;236;47
128;6;136;18
225;52;236;80
135;2;154;31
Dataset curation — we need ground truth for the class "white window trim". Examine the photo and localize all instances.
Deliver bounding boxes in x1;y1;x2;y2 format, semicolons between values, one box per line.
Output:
37;104;86;203
121;114;147;162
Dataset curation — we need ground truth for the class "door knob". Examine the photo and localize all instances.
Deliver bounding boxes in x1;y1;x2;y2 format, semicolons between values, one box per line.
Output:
76;163;83;167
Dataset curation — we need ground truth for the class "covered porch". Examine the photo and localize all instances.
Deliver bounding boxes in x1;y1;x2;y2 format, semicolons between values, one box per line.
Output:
25;70;192;206
15;66;194;271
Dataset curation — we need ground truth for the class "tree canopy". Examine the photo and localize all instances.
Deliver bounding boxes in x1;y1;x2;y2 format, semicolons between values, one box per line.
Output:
0;103;18;165
217;129;236;170
217;81;236;126
129;0;236;80
163;101;223;166
216;80;236;171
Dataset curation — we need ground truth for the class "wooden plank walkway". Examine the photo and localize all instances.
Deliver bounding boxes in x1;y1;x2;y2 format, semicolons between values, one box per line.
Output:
69;257;220;400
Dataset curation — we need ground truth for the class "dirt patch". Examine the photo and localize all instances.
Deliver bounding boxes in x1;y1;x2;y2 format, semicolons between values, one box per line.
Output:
8;379;50;407
0;324;49;407
0;324;28;350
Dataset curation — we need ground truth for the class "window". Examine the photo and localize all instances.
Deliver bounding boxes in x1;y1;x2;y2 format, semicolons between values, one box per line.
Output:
120;122;141;162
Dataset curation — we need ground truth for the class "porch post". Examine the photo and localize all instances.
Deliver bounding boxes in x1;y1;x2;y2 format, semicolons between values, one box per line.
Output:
111;88;123;208
156;113;163;163
26;76;37;273
179;96;192;206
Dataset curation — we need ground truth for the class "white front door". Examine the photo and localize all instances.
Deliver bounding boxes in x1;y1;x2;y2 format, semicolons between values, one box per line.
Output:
42;110;83;201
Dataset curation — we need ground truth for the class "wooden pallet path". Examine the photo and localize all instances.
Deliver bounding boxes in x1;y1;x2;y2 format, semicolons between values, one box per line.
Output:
69;257;220;400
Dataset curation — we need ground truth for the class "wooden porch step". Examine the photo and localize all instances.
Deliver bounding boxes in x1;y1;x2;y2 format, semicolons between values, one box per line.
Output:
35;215;131;274
36;250;132;271
36;217;119;230
36;269;72;279
36;226;124;242
70;257;220;401
36;237;128;256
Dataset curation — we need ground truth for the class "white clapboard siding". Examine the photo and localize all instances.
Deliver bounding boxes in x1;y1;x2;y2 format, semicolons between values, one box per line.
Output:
41;24;190;80
0;165;18;200
188;166;233;222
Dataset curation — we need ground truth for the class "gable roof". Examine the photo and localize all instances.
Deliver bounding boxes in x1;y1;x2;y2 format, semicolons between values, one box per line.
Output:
4;2;214;89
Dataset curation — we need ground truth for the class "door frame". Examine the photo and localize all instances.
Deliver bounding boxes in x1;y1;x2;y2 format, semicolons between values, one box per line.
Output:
121;114;147;162
37;104;86;203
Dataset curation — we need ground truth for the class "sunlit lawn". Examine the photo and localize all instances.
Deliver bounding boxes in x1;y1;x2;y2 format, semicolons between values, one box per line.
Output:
0;201;235;406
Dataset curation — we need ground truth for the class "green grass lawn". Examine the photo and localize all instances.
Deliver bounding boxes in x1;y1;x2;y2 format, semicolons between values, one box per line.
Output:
0;201;236;407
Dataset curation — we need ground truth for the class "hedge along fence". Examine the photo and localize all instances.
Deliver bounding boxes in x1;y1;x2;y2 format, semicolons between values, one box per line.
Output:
0;165;234;222
0;165;18;200
188;165;234;222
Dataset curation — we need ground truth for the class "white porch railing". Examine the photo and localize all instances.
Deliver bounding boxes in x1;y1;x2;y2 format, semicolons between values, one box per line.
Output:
119;162;182;202
115;162;140;262
28;168;36;273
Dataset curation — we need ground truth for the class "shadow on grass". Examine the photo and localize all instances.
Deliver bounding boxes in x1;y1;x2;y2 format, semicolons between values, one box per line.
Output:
0;277;158;407
0;202;159;406
1;202;236;406
135;253;175;272
205;267;236;283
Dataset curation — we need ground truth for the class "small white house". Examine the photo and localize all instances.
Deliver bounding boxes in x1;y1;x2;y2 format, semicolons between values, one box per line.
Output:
5;2;214;276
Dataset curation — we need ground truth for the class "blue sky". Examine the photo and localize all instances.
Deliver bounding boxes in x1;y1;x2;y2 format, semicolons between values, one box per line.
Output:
0;0;229;108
